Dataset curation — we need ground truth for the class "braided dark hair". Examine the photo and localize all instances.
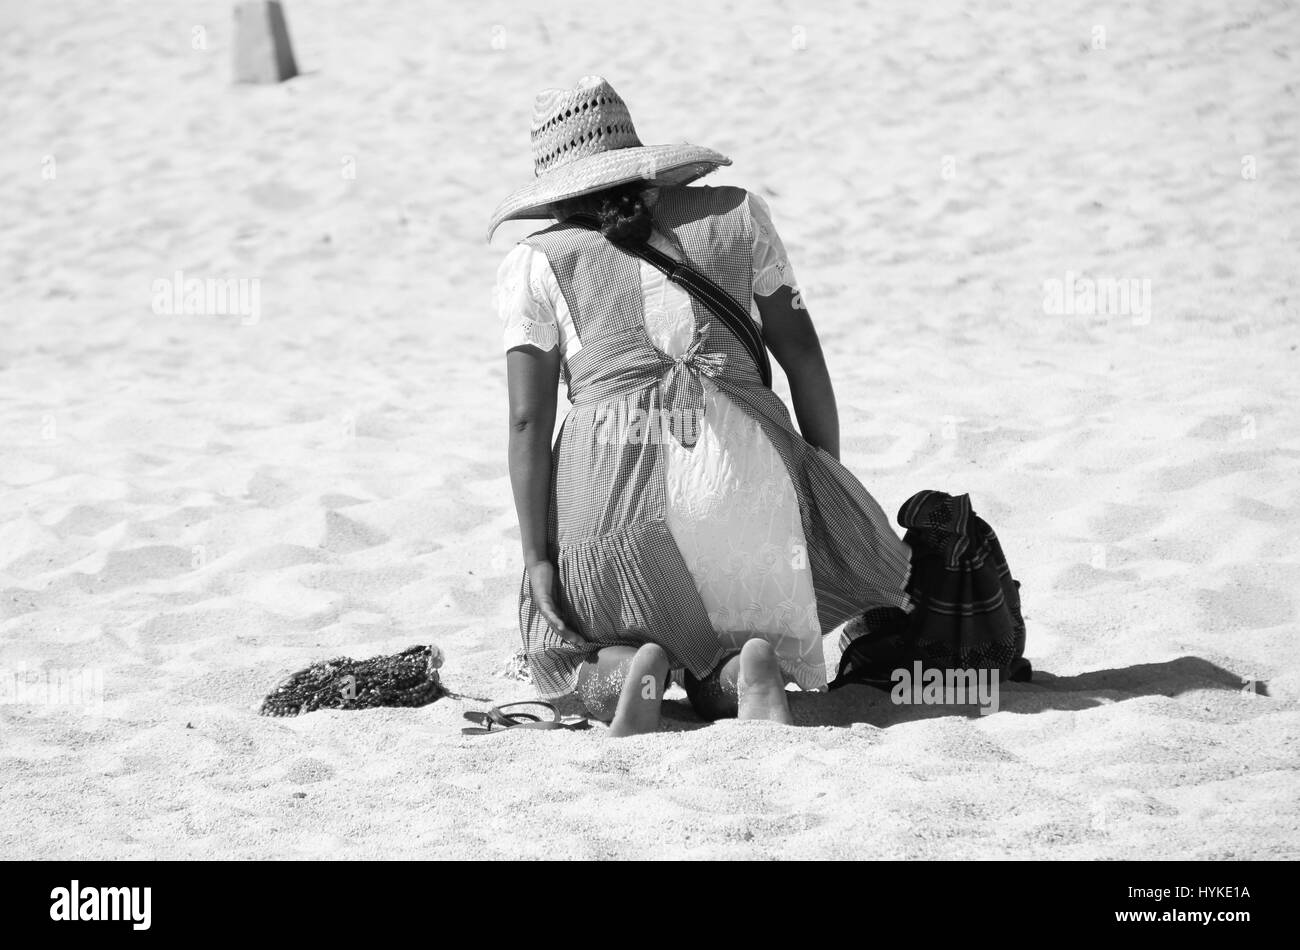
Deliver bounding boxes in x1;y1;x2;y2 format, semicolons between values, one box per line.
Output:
555;181;654;245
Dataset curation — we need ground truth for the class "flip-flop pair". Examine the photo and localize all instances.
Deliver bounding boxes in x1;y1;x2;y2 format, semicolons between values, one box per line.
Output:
461;701;591;736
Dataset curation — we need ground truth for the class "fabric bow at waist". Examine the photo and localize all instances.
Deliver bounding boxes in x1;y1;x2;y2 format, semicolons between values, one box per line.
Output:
659;323;726;449
566;323;726;449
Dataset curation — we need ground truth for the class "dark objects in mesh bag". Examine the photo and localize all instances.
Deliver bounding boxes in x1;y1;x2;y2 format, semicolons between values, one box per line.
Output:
260;644;445;717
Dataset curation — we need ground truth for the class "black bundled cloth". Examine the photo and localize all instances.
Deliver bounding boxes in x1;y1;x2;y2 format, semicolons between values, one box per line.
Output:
830;490;1031;689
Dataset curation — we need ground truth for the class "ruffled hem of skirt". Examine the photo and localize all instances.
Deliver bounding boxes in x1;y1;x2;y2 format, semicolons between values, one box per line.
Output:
520;519;732;698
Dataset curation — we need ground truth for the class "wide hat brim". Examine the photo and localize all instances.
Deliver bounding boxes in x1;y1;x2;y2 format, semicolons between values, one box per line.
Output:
487;143;731;241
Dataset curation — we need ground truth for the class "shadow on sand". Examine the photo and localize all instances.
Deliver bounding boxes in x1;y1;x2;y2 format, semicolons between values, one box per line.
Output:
656;656;1266;730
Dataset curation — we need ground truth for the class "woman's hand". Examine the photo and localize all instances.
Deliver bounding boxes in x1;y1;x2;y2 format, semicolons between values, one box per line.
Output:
527;559;585;645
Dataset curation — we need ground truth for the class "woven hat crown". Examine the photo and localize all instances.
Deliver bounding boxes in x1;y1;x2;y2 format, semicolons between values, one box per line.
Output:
530;76;643;177
487;76;731;241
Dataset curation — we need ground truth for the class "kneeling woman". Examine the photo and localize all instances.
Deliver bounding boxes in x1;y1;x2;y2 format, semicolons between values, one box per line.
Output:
491;77;911;735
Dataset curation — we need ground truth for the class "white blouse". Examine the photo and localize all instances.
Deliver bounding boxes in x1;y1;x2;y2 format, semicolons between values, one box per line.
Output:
495;192;799;358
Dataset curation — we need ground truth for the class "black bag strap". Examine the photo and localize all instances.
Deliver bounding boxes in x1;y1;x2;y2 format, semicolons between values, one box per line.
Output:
567;214;772;387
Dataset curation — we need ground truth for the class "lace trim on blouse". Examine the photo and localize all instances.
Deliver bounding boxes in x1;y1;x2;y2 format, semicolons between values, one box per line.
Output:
495;244;560;353
748;192;798;297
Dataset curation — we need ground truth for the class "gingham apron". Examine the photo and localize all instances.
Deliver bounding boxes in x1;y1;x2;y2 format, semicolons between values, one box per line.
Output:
516;184;912;697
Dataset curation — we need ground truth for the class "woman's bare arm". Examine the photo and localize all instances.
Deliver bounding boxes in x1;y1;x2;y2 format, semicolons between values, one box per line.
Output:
756;286;840;460
506;344;583;643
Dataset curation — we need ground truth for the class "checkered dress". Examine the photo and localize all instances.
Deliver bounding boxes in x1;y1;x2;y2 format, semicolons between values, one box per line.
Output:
517;184;912;697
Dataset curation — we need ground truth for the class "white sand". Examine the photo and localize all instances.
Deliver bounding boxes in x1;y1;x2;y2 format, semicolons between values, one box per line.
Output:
1;0;1298;858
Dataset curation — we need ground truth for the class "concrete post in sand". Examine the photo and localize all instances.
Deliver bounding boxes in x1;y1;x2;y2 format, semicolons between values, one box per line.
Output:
233;1;298;84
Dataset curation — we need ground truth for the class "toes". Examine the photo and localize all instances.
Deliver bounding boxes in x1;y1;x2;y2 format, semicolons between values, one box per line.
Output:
739;638;780;679
635;642;670;667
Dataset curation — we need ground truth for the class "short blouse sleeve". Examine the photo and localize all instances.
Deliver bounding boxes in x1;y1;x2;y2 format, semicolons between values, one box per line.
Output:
748;192;800;297
495;244;560;352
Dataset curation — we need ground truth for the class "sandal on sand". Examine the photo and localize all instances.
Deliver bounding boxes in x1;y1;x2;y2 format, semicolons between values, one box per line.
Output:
461;701;590;736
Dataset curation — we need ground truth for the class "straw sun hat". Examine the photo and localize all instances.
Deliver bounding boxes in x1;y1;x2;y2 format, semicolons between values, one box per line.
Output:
486;75;731;241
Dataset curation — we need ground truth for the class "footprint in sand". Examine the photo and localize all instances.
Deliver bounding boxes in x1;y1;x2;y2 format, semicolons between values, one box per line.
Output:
70;544;194;593
244;179;315;213
1055;561;1139;591
319;510;388;555
1157;451;1269;491
1186;414;1264;441
284;757;336;785
1087;502;1164;544
1233;496;1296;523
1195;583;1294;632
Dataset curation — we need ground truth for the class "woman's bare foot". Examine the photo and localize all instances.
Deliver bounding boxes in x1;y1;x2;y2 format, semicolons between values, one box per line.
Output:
737;639;793;724
608;643;670;737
